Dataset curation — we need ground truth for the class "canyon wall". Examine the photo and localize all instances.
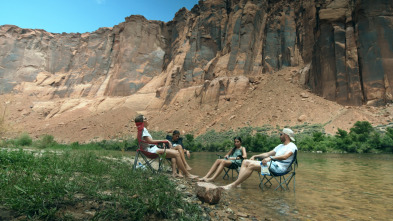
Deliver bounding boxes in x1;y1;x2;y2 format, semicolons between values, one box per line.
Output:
0;0;392;106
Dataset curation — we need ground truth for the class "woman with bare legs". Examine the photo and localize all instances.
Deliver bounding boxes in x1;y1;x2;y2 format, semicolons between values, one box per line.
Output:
199;137;246;182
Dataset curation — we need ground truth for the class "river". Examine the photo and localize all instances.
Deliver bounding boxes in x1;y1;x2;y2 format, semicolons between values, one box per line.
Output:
186;152;393;220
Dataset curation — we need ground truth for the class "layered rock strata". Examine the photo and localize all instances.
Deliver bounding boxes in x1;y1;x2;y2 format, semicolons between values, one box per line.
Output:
0;0;392;107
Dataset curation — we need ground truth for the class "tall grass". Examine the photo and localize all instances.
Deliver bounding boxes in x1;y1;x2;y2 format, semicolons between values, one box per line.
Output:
0;149;203;220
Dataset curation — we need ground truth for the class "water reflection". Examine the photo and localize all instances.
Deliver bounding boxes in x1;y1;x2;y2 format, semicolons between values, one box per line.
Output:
187;152;393;220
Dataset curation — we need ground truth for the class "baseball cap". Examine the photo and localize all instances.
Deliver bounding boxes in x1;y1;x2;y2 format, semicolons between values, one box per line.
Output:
282;128;295;141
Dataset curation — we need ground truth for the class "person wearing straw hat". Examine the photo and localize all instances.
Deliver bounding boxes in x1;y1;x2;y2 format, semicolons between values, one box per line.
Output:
221;128;297;190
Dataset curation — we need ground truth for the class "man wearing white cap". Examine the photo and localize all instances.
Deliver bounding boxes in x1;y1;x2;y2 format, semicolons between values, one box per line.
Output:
222;128;297;190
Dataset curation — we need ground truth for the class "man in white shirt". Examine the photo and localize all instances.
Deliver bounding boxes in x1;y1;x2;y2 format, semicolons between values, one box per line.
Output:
222;128;297;190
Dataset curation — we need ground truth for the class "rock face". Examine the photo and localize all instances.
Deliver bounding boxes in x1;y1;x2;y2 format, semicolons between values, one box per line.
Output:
0;0;392;106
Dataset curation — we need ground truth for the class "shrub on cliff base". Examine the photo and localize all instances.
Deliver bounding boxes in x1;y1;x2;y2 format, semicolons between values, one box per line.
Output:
16;132;32;146
34;134;57;149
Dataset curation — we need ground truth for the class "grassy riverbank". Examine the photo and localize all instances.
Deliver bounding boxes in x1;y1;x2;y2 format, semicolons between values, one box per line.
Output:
0;149;203;220
2;121;393;155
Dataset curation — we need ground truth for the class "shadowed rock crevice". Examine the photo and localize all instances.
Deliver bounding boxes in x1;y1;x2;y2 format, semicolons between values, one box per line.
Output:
0;0;392;106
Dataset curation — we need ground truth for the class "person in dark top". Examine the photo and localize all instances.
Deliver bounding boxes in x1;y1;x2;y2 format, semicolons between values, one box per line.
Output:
167;130;191;158
166;130;192;171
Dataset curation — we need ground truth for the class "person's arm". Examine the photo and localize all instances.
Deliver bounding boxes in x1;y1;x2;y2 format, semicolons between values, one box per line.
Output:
250;150;275;160
224;149;233;159
241;146;247;159
143;136;171;148
269;150;293;161
262;150;293;165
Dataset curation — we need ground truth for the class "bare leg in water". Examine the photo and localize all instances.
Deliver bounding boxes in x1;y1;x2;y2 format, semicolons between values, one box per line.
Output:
198;159;232;182
222;160;261;189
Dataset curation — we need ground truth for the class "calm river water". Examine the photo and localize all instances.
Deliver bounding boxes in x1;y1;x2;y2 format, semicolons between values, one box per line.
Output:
187;152;393;221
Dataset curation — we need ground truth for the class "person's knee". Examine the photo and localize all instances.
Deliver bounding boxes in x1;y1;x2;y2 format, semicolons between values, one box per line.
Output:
243;160;251;167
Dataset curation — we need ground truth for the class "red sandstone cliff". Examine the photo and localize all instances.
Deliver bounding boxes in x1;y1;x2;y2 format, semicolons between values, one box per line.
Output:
0;0;393;142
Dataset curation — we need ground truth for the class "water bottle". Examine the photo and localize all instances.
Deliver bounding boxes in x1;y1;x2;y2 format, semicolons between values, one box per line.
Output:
260;162;270;175
136;162;146;170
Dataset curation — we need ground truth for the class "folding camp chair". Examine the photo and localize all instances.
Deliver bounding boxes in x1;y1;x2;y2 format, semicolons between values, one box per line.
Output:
217;155;244;180
258;150;298;191
132;122;168;173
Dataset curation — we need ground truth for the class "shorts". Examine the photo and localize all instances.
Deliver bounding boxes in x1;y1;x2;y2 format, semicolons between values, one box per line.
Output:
147;145;159;153
266;161;286;174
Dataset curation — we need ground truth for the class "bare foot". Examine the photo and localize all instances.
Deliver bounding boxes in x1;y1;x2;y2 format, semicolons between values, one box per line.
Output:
176;173;184;178
186;151;191;159
186;166;192;171
186;174;198;179
222;185;233;190
198;177;207;182
205;178;215;182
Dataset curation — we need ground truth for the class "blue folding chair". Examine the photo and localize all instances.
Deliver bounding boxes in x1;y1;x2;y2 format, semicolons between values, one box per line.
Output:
258;150;298;191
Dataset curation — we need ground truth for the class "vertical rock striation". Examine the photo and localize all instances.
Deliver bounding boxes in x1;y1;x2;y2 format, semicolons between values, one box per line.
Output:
0;0;392;106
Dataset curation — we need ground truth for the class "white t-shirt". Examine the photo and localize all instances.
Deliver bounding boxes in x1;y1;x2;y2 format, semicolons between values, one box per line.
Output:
273;142;297;169
141;128;158;152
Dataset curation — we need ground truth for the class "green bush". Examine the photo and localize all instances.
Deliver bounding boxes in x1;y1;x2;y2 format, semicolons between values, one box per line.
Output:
34;134;57;149
16;132;32;146
5;121;393;154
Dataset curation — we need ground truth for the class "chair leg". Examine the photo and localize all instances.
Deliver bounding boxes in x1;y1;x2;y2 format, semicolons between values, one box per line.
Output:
223;168;230;180
259;174;272;190
140;154;155;172
293;175;296;192
133;151;140;171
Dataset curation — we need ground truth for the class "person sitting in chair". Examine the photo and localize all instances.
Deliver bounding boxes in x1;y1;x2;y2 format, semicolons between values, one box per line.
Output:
199;137;247;182
135;115;198;179
221;128;297;190
166;130;192;171
169;130;191;159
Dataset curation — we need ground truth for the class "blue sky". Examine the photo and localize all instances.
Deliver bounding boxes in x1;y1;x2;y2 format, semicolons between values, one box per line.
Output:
0;0;199;33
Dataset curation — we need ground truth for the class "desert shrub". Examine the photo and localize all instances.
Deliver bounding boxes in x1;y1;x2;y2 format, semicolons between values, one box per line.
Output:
350;121;374;135
380;134;393;152
34;134;57;149
296;136;314;152
334;128;352;151
386;127;393;140
183;134;197;152
312;131;325;142
16;132;32;146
